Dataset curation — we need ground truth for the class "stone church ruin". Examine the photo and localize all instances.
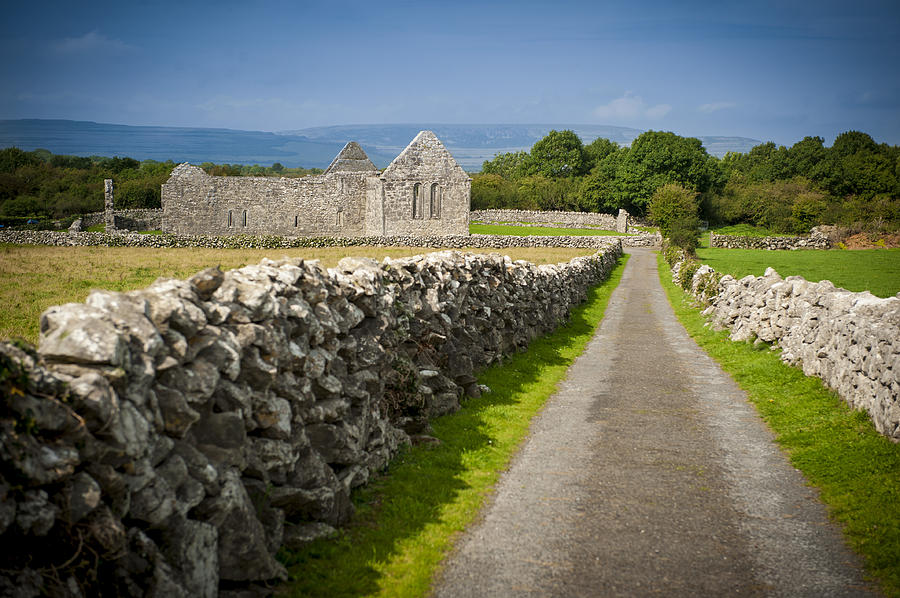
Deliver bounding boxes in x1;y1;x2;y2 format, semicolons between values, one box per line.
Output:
161;130;471;237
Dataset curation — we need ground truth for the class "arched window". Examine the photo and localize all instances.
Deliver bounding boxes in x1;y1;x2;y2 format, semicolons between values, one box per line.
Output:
336;208;343;227
430;183;441;219
242;210;247;227
412;183;423;219
227;210;233;227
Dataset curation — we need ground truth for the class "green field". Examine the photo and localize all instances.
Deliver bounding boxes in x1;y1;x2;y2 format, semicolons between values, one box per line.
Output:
469;223;627;236
696;247;900;298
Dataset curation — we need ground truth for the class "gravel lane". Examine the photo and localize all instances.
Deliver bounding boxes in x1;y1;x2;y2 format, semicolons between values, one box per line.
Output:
432;247;876;597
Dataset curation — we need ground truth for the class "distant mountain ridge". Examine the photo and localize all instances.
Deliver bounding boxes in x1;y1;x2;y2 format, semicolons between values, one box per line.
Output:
0;119;761;171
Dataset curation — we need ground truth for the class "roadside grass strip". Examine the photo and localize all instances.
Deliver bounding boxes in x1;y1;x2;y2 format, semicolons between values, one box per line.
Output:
656;252;900;597
469;223;627;236
695;247;900;298
277;255;629;597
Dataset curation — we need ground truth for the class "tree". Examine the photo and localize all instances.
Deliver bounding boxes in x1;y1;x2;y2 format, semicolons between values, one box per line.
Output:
100;156;140;174
830;131;878;158
648;183;699;236
527;130;585;178
582;137;619;172
610;131;715;215
481;151;530;180
649;184;701;254
812;131;899;199
787;136;826;177
0;147;41;174
471;173;518;209
577;150;623;213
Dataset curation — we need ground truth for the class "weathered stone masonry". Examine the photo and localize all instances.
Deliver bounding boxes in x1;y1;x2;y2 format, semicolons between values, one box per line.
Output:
0;228;660;249
709;229;830;250
0;242;622;597
161;131;471;238
670;253;900;440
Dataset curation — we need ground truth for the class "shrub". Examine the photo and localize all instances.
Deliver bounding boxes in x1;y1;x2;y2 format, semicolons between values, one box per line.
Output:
649;183;702;253
676;259;701;291
661;241;683;267
694;269;724;303
668;215;702;255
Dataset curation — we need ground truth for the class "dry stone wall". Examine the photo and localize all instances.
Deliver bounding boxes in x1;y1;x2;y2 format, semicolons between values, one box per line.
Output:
0;243;622;597
0;229;660;249
670;253;900;440
709;230;830;250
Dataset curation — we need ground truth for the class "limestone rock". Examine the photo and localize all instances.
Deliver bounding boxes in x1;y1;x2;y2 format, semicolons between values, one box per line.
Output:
195;471;286;582
39;304;127;366
60;471;102;523
16;489;58;536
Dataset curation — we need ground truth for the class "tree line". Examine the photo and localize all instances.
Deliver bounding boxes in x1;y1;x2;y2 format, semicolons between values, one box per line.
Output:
474;129;900;234
0;147;322;223
2;130;898;235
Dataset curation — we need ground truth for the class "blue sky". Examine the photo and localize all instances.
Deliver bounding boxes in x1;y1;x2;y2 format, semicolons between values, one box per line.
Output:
1;0;898;147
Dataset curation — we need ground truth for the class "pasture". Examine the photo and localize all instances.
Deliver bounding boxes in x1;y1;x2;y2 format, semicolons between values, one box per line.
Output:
696;247;900;298
0;244;596;345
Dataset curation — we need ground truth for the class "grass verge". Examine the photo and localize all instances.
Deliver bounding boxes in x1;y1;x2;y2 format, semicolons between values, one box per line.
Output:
0;244;595;345
695;246;900;297
469;223;626;236
656;252;900;597
277;254;629;598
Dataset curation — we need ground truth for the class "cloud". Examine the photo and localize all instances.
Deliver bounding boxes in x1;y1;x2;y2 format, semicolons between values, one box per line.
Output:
698;101;737;114
53;31;132;54
593;92;671;122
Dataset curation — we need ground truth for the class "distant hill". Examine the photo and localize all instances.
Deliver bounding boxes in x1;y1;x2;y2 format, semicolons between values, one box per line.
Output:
0;119;394;169
0;119;761;171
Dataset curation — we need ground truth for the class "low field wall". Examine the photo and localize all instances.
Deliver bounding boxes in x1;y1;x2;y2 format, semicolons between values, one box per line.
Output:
710;231;830;250
0;243;622;596
669;252;899;440
470;209;630;233
0;229;660;249
112;209;163;231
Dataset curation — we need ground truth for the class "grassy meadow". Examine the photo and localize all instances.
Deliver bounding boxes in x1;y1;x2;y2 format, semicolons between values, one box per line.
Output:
695;247;900;298
0;244;596;345
658;253;900;596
